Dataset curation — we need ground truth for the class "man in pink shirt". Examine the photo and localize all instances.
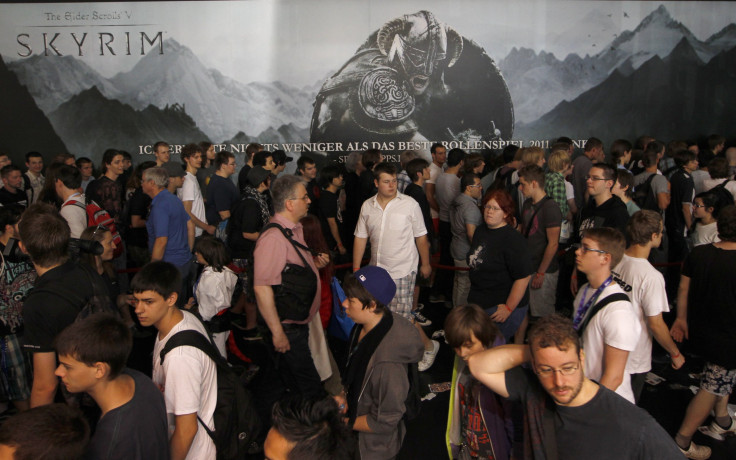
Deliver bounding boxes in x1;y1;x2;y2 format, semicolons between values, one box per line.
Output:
253;175;330;426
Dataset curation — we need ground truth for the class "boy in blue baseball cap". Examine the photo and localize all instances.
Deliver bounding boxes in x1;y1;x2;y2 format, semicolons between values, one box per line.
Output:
339;266;423;460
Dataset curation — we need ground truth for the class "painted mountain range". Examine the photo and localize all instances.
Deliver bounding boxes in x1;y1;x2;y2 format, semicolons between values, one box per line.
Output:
7;38;318;149
0;55;67;158
500;5;736;124
515;38;736;142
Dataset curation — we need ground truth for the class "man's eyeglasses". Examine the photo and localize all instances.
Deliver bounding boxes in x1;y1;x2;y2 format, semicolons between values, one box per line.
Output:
289;194;310;202
584;175;607;182
535;363;580;377
693;203;706;208
573;243;607;255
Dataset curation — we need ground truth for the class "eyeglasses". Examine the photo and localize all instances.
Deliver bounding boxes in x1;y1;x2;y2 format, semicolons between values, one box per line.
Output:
289;194;310;202
535;363;580;377
573;243;607;255
584;175;607;182
468;183;483;188
484;205;502;211
693;203;706;208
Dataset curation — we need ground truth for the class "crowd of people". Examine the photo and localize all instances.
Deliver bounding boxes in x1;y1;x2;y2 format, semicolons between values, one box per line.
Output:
0;135;734;459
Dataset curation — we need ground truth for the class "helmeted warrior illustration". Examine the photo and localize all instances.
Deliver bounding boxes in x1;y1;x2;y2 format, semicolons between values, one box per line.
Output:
310;10;514;153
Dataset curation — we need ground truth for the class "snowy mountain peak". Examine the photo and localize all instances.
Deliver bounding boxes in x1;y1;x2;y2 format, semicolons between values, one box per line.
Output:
638;5;677;30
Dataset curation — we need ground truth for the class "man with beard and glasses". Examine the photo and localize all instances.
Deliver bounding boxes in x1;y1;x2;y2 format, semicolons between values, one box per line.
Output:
468;314;683;460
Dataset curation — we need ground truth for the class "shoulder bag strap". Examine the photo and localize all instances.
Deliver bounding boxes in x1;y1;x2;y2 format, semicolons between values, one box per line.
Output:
261;222;313;268
577;293;629;337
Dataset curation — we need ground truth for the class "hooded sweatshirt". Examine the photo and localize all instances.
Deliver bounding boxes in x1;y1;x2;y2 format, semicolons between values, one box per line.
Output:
355;313;424;459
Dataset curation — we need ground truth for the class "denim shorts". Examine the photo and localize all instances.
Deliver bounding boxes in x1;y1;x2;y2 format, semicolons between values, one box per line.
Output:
485;304;528;342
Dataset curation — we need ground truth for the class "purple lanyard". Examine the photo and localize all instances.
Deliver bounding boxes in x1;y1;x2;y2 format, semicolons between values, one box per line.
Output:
573;276;612;329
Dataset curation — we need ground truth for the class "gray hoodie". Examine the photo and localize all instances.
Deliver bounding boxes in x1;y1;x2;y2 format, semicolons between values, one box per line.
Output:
355;313;424;459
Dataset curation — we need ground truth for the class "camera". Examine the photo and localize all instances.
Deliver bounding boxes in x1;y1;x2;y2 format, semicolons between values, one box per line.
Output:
2;237;103;264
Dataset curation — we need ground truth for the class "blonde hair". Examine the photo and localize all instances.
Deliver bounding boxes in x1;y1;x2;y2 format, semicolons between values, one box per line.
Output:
547;149;571;173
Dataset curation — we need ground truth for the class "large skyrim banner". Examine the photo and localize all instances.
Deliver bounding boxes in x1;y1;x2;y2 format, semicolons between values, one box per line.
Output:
0;1;734;166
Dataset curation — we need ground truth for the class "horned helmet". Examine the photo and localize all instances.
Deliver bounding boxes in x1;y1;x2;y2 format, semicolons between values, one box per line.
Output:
376;10;463;95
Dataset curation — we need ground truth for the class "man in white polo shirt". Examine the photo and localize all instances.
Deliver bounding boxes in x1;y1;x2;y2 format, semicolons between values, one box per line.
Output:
353;162;439;371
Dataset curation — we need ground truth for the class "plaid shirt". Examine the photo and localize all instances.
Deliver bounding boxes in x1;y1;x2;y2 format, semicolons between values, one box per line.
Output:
545;171;569;217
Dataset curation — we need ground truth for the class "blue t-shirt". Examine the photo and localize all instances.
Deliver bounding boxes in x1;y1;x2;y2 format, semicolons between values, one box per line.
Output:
147;189;191;266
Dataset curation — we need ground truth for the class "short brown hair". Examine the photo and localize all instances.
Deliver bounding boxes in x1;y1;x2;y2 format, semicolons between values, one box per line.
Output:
518;165;545;188
528;314;581;356
626;210;663;246
0;404;89;460
582;227;626;268
55;314;132;380
717;205;736;242
18;203;70;267
444;304;499;349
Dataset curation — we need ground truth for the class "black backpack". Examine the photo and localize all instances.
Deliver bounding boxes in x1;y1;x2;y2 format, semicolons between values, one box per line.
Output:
160;329;262;459
710;180;736;209
632;174;658;211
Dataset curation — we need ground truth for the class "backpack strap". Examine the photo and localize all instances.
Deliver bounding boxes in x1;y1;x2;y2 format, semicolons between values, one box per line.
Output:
159;329;225;442
577;293;629;337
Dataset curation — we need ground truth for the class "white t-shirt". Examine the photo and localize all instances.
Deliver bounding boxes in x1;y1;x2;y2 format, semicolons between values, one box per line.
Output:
693;221;720;246
612;255;669;374
573;282;641;403
355;193;427;279
153;311;218;460
426;162;443;219
691;170;710;195
195;266;237;357
178;171;207;237
564;180;574;201
60;193;88;239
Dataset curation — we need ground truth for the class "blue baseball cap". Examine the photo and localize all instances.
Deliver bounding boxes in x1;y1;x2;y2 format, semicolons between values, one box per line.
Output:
354;266;396;306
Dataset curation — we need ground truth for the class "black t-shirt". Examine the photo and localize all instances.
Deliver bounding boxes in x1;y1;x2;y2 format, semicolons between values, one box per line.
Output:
86;368;170;460
577;195;630;242
359;170;377;203
306;178;320;216
22;261;99;353
665;169;695;237
467;224;533;308
0;187;28;207
205;174;239;225
125;187;151;248
227;196;266;259
318;189;342;249
237;164;252;194
404;183;434;241
682;244;736;369
521;197;562;273
505;367;684;460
